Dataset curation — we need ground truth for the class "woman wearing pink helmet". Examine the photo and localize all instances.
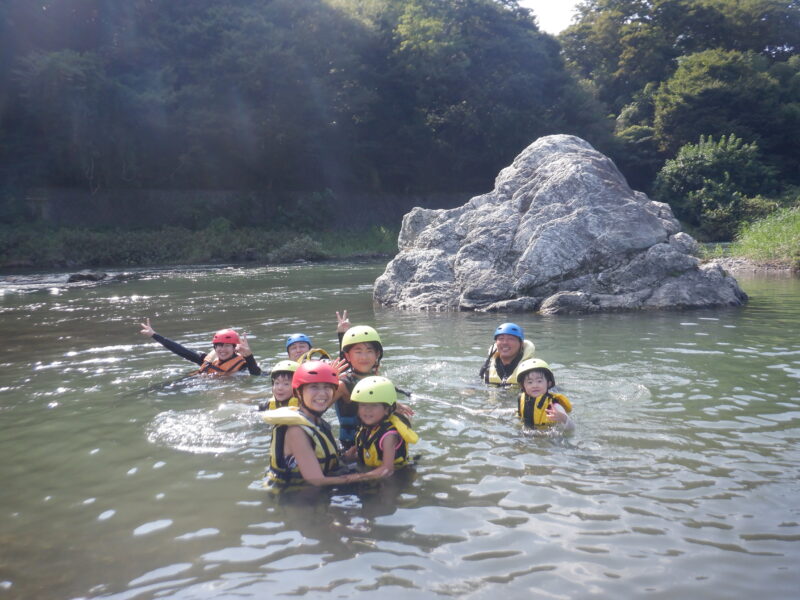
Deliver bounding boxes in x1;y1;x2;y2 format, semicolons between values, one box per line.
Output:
263;360;390;487
138;318;261;376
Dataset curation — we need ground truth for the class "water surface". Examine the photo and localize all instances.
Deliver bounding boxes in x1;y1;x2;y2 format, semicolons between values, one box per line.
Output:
1;262;798;599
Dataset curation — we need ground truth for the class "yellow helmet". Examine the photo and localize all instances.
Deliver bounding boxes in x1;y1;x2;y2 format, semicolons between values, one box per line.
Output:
516;358;555;386
341;325;383;359
270;360;298;380
350;376;396;405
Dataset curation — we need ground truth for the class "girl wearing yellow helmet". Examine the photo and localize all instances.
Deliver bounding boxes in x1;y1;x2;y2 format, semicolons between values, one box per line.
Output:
516;358;574;430
344;376;418;477
258;360;300;411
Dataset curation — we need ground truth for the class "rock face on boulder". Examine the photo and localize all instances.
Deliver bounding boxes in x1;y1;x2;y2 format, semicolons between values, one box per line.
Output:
374;135;747;314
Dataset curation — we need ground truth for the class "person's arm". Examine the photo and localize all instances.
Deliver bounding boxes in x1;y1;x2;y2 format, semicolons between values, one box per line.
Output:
285;427;389;486
236;334;262;375
375;431;399;476
152;335;206;366
546;404;574;432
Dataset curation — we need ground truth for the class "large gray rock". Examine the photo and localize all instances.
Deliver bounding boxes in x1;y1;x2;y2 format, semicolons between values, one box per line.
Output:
374;135;747;313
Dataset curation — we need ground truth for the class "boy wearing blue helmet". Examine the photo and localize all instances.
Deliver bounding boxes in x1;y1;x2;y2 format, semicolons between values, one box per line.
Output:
479;322;536;386
286;333;313;362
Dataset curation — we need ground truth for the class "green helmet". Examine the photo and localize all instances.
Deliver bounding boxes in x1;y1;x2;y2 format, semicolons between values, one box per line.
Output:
516;358;555;386
350;376;396;405
341;325;383;359
270;360;298;380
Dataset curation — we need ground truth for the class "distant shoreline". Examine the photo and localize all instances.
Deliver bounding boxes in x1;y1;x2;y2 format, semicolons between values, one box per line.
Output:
706;257;797;276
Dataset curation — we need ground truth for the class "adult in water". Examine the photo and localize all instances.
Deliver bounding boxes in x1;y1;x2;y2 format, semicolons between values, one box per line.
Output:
138;318;262;375
285;333;313;362
478;322;535;386
263;361;390;487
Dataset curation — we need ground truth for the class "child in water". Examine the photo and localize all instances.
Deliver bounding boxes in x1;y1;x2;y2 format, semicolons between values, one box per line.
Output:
138;318;261;376
258;361;299;411
516;358;573;431
345;376;418;475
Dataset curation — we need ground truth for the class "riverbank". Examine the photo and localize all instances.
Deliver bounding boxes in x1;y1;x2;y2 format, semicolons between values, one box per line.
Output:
0;224;399;272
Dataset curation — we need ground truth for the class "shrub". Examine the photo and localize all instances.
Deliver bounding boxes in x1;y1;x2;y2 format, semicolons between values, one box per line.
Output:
653;134;778;240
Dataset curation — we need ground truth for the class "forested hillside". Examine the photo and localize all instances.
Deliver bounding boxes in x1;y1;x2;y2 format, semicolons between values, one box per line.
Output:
1;0;798;249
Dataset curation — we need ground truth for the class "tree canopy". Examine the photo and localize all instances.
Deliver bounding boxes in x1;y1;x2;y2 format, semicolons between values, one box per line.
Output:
0;0;609;193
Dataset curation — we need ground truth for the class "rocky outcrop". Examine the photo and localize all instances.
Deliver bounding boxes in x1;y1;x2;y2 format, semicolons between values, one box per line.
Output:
67;270;108;283
374;135;748;313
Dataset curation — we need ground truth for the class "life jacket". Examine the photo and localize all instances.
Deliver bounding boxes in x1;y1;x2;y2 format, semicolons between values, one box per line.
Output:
336;372;368;447
262;407;340;487
518;391;572;426
355;414;418;468
483;339;536;386
259;396;300;412
193;353;247;376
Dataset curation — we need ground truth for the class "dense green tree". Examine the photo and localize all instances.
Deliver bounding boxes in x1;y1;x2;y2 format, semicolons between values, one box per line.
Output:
653;134;778;239
653;48;800;176
561;0;800;112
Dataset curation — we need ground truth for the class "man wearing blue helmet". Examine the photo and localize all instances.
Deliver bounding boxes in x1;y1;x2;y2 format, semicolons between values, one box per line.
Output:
286;333;313;362
479;322;536;386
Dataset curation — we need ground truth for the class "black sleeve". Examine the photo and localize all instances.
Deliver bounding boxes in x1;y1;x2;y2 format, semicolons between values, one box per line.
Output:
338;331;345;359
151;333;206;366
243;354;262;376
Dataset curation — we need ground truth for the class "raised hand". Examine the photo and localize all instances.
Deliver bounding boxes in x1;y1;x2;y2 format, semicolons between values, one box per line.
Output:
336;310;351;333
237;333;252;357
139;318;156;337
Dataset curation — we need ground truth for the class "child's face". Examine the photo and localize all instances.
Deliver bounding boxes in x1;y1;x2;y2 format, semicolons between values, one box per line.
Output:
358;402;390;426
344;343;379;373
522;371;549;397
299;382;336;413
287;342;311;361
272;374;293;402
213;343;236;360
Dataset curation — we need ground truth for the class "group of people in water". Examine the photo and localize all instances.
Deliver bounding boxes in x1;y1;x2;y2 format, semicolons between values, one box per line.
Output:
138;313;572;490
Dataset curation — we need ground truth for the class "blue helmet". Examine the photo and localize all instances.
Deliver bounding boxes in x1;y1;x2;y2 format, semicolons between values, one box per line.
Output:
285;333;312;351
494;322;524;341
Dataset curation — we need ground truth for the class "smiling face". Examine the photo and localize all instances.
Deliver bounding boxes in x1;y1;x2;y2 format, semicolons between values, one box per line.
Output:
213;343;236;361
271;373;293;402
522;370;550;398
357;402;391;426
297;382;336;415
344;342;379;373
495;334;522;364
287;341;311;361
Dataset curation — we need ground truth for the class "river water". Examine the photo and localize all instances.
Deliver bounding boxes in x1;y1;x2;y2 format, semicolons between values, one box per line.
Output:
1;261;798;599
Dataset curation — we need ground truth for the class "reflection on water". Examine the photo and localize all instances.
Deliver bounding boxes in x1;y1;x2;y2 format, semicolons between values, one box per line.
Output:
0;263;798;599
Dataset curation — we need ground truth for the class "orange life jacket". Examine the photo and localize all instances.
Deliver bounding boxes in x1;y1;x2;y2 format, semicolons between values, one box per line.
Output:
194;354;247;376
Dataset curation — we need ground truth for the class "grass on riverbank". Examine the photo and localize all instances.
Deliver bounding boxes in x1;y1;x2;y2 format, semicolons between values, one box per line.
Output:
0;222;399;270
700;206;800;271
729;206;800;267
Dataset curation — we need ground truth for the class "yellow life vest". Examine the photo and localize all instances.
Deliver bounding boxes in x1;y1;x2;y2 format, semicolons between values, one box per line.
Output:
485;339;536;386
518;391;572;426
355;414;417;468
262;407;339;487
263;396;300;411
193;353;247;376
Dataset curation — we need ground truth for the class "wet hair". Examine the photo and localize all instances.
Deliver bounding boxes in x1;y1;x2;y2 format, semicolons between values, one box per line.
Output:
271;372;292;383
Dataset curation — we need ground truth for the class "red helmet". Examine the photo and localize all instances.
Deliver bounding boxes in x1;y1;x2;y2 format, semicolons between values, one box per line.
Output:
292;360;339;391
212;329;240;345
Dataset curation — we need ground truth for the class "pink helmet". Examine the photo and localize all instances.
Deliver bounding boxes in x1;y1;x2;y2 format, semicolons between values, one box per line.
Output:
292;360;339;391
212;329;240;345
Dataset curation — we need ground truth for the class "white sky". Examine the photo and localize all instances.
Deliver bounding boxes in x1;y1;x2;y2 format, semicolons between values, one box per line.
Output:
519;0;581;35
